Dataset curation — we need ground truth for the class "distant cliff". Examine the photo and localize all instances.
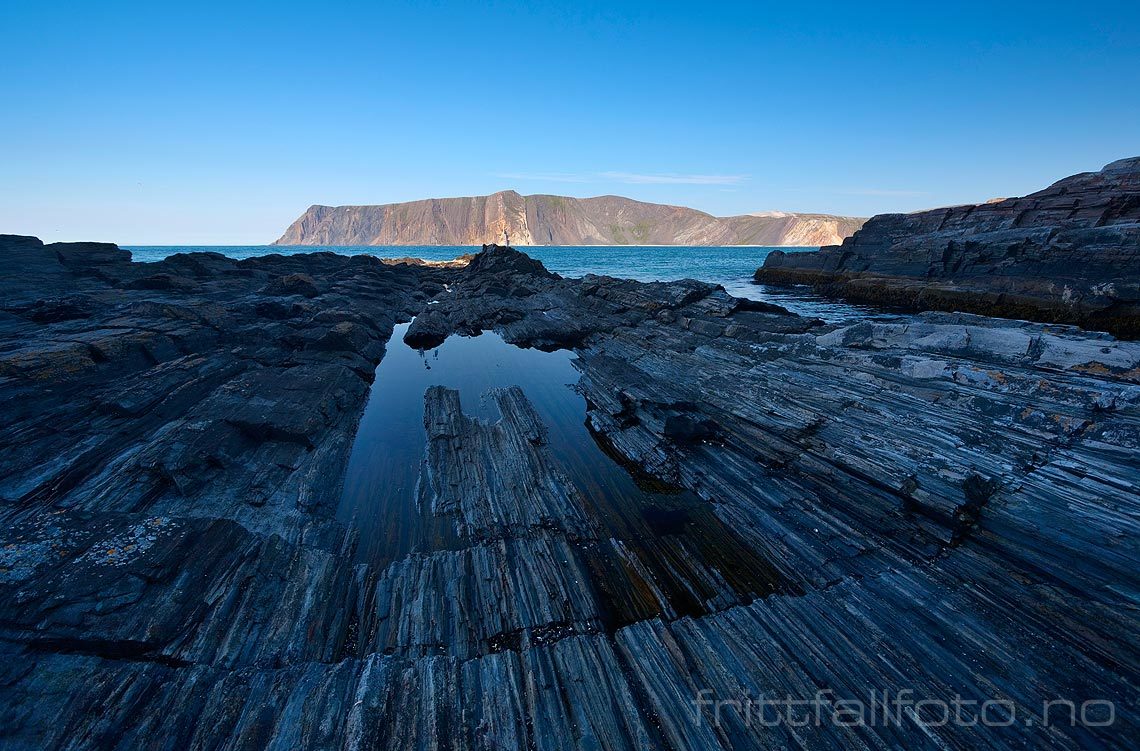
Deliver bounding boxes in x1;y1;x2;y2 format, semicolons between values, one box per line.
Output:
273;191;864;246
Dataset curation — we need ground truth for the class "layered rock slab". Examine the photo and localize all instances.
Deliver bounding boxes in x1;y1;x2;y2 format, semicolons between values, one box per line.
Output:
1;240;1139;749
401;248;1140;748
755;157;1140;337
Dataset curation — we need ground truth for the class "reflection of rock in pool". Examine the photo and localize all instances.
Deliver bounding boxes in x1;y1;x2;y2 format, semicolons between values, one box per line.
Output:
338;322;793;636
641;505;691;535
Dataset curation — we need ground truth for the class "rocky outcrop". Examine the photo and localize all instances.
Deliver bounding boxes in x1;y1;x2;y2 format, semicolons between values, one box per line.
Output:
273;191;865;246
0;234;450;669
2;239;1138;749
755;157;1140;337
406;247;1140;748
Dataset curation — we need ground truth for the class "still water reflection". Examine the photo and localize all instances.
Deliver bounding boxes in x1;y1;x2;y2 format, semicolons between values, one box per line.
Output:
338;322;616;565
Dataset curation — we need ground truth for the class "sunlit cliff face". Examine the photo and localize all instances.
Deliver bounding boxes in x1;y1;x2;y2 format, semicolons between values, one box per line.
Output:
273;190;865;247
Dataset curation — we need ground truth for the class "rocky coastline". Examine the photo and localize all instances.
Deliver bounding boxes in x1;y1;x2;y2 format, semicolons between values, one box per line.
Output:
1;234;1137;749
755;158;1140;338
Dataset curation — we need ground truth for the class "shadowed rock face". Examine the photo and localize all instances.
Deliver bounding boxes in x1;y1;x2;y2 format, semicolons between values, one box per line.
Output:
273;190;866;246
756;157;1140;337
1;239;1138;749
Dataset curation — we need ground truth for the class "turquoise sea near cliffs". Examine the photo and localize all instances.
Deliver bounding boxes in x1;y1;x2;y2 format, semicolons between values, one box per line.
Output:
126;244;876;321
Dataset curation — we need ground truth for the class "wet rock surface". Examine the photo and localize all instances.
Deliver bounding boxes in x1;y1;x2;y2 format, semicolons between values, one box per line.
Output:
755;157;1140;338
1;238;1138;749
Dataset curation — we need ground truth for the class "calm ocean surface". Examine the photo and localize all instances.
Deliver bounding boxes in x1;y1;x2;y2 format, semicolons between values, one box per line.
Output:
125;244;876;321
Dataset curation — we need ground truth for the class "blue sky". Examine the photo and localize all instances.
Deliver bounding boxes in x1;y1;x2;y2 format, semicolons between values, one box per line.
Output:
2;0;1137;244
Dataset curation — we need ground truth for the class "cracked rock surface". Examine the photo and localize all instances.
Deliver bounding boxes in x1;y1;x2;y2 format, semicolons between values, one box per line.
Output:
1;237;1138;749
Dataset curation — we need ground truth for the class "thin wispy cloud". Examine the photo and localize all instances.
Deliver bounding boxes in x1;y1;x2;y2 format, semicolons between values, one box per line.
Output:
493;172;592;183
600;172;750;186
493;171;749;186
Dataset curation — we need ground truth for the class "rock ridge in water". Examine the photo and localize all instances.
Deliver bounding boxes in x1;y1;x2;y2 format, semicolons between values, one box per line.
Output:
1;237;1138;748
755;157;1140;337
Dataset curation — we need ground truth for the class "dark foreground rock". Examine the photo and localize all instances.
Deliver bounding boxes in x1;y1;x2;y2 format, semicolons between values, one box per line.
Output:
1;238;1138;749
755;157;1140;337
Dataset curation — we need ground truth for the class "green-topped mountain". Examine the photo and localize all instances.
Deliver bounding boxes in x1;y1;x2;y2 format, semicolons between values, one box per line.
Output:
273;190;865;246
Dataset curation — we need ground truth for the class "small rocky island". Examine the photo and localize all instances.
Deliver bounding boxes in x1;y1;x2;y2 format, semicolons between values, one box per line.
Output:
1;165;1138;750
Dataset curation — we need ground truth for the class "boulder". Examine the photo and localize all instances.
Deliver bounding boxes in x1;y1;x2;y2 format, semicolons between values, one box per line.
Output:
262;272;321;298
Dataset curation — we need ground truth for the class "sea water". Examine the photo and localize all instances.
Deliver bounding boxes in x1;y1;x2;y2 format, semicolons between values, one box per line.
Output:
124;244;877;321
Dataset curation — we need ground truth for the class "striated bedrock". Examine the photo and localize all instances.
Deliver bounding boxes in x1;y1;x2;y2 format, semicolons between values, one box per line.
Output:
2;239;1139;749
0;234;454;659
273;190;866;247
755;157;1140;337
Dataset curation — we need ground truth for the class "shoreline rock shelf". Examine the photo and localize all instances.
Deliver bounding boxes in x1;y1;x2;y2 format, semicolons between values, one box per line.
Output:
755;157;1140;338
1;235;1137;749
